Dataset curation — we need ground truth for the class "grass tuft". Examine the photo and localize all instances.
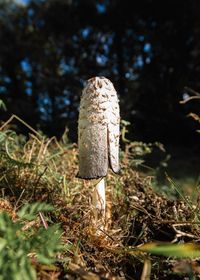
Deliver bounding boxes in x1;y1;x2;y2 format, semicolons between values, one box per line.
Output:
0;116;200;279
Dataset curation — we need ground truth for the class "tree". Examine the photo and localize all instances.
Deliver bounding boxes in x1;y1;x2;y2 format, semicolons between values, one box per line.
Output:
0;0;199;144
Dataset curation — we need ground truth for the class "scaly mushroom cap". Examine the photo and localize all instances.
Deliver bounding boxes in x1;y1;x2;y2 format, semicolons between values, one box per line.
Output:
78;76;120;179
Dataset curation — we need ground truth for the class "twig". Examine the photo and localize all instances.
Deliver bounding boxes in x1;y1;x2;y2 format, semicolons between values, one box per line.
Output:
154;220;200;225
180;96;200;104
98;227;116;241
14;189;25;211
180;87;200;104
0;114;42;140
39;212;48;229
141;258;151;280
171;224;199;243
184;86;200;96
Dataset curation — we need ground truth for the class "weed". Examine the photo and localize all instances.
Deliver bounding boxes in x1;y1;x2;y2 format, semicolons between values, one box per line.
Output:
0;202;62;280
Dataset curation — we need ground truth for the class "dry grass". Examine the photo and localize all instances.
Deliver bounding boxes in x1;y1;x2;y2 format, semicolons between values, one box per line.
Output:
0;117;200;279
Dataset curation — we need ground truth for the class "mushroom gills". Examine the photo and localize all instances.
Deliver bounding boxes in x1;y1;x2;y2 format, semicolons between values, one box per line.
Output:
78;124;108;179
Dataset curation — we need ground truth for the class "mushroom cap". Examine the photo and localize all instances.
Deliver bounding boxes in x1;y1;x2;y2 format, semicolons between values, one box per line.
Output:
78;76;120;179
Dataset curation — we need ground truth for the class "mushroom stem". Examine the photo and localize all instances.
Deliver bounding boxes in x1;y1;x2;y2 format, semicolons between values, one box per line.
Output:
92;178;106;227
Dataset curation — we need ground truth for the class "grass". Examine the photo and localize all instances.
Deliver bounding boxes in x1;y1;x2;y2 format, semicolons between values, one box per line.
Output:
0;115;200;279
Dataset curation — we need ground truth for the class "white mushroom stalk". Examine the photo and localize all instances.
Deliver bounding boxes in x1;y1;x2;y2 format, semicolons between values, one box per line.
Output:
78;77;120;229
92;178;106;225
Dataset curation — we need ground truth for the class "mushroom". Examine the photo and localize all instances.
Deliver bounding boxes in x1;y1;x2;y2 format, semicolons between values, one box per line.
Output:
77;76;120;229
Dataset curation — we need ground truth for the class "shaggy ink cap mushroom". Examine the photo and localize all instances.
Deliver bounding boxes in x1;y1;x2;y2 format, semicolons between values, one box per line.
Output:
78;76;120;179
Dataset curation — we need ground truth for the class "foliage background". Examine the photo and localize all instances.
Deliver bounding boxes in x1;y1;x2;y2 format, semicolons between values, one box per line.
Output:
0;0;199;146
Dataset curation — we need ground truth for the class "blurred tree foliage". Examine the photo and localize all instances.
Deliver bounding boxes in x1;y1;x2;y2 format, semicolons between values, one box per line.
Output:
0;0;199;144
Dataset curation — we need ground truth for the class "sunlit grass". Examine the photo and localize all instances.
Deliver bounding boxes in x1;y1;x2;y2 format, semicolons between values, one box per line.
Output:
0;115;200;279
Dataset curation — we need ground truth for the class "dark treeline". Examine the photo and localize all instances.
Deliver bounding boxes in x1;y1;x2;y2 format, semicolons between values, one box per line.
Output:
0;0;200;145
